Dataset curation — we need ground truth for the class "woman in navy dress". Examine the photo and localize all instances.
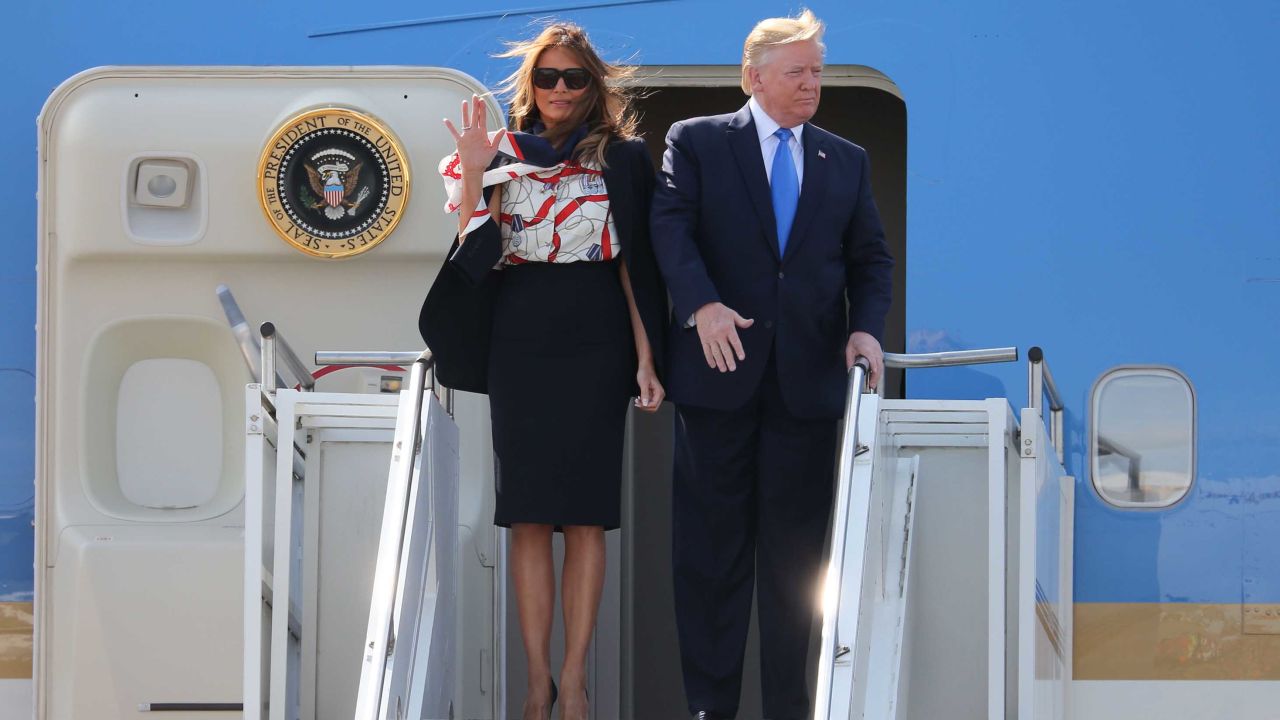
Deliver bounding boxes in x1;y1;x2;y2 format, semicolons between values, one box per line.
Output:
427;22;666;720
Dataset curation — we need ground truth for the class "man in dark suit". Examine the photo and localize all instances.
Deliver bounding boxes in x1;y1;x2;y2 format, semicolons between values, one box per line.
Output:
650;10;894;720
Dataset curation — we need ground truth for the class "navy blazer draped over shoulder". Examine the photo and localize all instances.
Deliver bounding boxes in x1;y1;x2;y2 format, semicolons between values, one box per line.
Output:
419;136;666;395
650;105;894;419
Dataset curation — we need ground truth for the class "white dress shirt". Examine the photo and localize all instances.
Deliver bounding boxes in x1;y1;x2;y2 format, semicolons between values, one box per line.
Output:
749;96;804;186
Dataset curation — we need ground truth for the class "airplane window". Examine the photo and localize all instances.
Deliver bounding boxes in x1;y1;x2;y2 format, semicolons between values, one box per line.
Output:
1090;367;1195;508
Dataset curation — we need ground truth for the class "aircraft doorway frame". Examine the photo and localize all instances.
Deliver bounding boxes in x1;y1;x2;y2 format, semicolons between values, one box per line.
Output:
632;64;902;96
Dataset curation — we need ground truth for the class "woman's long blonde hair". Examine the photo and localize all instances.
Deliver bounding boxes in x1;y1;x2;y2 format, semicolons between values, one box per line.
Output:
497;22;638;167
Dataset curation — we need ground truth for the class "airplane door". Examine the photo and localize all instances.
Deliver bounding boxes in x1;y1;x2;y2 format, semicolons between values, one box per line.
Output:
36;66;502;719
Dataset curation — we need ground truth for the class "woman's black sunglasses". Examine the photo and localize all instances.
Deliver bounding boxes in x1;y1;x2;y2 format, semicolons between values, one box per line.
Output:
532;67;591;90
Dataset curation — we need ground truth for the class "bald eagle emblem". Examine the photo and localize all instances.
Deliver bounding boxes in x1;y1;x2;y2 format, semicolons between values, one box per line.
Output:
304;148;368;220
259;107;410;258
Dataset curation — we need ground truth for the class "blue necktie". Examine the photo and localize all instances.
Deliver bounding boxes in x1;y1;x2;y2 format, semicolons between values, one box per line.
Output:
770;128;799;255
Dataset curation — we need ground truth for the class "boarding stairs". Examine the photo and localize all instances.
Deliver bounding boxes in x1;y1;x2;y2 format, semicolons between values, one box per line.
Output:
243;329;1072;720
241;307;459;720
814;348;1074;720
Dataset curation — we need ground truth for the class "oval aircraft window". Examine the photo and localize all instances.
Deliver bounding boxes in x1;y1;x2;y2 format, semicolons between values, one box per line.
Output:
1090;367;1196;508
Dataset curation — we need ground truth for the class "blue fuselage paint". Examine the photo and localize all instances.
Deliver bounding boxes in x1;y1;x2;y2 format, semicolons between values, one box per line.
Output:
3;0;1278;610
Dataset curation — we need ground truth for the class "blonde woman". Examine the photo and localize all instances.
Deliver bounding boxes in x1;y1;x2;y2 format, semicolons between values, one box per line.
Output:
420;22;666;720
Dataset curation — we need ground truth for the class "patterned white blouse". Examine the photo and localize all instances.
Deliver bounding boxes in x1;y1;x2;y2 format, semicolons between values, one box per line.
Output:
498;161;619;265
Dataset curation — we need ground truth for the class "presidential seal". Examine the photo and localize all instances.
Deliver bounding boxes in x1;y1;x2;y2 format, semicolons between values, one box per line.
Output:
258;107;410;259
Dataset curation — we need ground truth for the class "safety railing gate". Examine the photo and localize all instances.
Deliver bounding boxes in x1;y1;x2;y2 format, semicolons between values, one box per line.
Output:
242;335;458;720
813;358;892;719
814;348;1021;720
351;351;459;720
1018;348;1073;720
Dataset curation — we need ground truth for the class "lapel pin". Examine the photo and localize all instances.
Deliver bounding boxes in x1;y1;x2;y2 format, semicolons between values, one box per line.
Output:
817;149;826;159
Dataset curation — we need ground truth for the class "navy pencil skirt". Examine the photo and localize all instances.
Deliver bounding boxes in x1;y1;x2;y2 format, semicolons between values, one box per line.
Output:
487;260;634;530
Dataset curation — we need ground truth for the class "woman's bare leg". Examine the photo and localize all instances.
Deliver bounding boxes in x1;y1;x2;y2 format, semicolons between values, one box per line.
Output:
512;523;556;720
559;524;605;720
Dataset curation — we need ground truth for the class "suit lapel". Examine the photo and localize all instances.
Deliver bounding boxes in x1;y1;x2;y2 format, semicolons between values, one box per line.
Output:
727;105;781;261
783;126;827;262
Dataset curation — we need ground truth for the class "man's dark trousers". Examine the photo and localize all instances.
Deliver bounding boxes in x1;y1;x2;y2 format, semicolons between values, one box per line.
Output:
672;350;837;720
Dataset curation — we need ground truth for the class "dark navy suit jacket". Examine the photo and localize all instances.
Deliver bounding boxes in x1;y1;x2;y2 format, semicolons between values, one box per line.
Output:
650;104;894;419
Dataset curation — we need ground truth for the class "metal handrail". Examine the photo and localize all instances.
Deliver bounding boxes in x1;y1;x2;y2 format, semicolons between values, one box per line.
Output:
1027;346;1064;464
315;351;422;366
353;350;435;718
316;350;453;417
814;357;871;720
259;322;316;393
1097;434;1142;497
884;346;1019;368
1026;347;1063;411
216;285;262;383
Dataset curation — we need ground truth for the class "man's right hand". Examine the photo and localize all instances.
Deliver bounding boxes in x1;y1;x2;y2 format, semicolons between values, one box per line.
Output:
694;302;754;372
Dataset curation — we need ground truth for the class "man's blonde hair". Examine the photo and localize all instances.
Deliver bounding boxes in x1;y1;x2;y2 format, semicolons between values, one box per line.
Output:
740;9;826;94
